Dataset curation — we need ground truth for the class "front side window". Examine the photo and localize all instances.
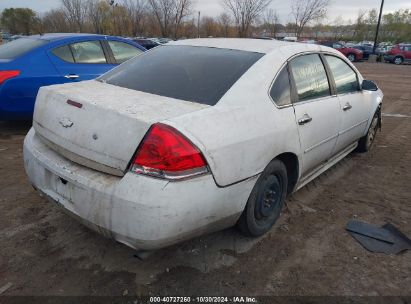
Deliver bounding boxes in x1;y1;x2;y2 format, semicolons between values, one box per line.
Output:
99;45;263;106
70;41;107;64
333;43;343;49
325;55;359;94
108;41;143;64
289;54;330;102
270;67;291;106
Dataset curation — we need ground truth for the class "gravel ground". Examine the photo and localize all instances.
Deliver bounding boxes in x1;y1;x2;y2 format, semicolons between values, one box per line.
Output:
0;62;410;297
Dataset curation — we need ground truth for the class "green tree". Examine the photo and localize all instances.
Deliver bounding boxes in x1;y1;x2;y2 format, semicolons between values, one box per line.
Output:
1;8;39;35
381;9;411;42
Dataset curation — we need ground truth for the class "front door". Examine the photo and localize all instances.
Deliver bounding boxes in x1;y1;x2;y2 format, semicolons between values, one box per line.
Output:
290;54;341;176
323;55;370;154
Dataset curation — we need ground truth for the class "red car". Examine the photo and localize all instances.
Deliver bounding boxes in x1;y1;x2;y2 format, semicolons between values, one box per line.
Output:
384;44;411;65
321;42;364;62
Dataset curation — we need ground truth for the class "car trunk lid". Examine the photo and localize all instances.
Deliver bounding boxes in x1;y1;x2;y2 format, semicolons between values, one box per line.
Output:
33;80;208;176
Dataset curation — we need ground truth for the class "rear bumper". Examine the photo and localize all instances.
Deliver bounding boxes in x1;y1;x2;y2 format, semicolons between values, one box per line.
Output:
23;129;256;250
0;81;35;121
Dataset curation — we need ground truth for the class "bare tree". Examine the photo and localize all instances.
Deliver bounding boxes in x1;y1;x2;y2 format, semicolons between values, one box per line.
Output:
218;13;231;37
291;0;329;38
173;0;193;39
42;8;70;32
332;15;345;39
262;8;279;38
148;0;192;38
61;0;88;32
111;4;130;36
87;0;110;34
352;9;367;40
123;0;148;37
222;0;272;38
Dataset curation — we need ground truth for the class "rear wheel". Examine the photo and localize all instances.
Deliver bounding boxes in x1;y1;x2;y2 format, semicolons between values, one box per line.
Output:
394;56;403;65
238;159;287;236
357;111;380;153
347;53;356;62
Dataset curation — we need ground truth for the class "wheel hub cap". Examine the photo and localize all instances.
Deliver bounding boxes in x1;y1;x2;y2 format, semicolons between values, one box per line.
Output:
256;175;282;218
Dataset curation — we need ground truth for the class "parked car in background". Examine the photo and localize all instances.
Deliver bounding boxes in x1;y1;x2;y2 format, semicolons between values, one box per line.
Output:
359;41;374;47
283;37;298;42
375;45;392;55
375;45;393;61
132;38;161;50
0;32;12;43
298;39;317;44
24;39;383;251
158;38;173;44
0;33;145;120
353;45;374;60
345;42;357;47
384;44;411;65
320;41;363;62
9;35;25;41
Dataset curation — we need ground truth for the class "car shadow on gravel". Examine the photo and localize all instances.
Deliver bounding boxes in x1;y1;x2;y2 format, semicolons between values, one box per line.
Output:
0;120;32;137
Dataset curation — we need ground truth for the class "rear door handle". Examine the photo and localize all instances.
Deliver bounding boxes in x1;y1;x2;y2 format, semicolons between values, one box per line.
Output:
298;114;313;125
64;74;80;79
343;103;353;111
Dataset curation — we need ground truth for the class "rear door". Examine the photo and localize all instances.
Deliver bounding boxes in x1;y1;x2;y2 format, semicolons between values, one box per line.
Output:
48;39;115;82
290;54;341;176
323;54;370;154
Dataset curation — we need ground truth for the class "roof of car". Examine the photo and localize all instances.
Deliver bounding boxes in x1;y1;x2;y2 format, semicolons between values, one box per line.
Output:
170;38;328;54
28;33;112;41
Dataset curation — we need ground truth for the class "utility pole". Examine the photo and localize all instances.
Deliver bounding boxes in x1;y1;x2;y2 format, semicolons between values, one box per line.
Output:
197;11;201;38
373;0;385;53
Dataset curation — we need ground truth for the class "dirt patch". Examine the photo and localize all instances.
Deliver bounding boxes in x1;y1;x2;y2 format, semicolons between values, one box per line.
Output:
0;63;410;296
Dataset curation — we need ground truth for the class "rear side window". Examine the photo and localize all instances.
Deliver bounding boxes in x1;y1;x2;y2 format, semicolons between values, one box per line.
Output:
290;54;330;102
0;38;48;59
325;55;359;94
70;41;107;64
270;67;291;106
108;41;143;64
99;45;263;106
52;45;74;63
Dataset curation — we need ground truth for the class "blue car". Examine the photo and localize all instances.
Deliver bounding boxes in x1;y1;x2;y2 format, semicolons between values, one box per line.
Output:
0;33;146;120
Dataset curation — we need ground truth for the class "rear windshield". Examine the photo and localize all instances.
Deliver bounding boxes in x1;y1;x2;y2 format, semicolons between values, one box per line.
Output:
0;38;49;59
99;45;263;105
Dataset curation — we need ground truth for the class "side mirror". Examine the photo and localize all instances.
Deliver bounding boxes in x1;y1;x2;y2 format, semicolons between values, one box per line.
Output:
362;80;378;91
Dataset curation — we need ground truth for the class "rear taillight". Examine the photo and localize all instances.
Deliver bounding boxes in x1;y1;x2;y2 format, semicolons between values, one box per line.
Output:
131;123;208;180
0;70;20;85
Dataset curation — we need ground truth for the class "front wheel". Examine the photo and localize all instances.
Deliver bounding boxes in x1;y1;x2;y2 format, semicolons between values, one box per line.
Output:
357;110;380;153
394;56;404;65
347;53;356;62
238;159;287;236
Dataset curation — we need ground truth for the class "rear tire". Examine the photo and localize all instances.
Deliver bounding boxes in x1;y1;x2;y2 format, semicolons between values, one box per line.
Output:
238;159;287;237
357;110;380;153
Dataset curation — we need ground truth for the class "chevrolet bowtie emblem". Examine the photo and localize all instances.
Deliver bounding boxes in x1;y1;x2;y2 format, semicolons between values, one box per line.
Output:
59;117;73;128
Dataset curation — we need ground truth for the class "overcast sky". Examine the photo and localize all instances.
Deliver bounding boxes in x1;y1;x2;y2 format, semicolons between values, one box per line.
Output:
0;0;409;24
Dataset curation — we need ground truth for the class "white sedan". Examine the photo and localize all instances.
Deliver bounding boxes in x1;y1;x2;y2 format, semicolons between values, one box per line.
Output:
24;39;383;250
